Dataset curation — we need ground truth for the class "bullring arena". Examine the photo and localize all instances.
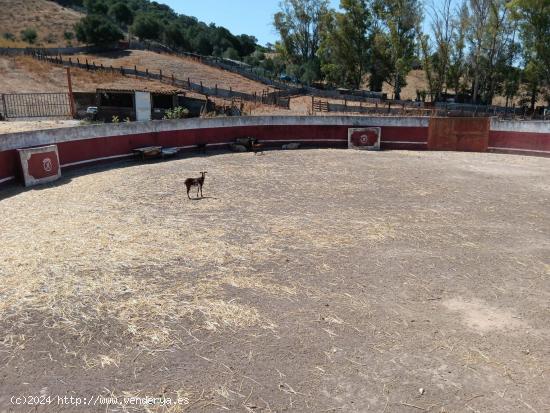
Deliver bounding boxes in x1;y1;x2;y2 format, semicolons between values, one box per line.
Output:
0;116;549;412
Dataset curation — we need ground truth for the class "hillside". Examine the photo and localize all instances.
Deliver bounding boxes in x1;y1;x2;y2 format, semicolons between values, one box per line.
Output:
0;56;175;93
64;50;274;94
0;0;83;48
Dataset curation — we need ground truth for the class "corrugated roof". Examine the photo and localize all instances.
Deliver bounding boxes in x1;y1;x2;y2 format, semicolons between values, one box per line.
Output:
96;88;184;95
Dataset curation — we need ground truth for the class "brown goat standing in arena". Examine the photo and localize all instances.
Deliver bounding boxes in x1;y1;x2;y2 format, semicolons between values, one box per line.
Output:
184;172;207;199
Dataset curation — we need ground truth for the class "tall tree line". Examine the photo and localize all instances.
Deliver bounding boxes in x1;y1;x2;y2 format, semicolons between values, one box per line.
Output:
55;0;260;59
273;0;549;106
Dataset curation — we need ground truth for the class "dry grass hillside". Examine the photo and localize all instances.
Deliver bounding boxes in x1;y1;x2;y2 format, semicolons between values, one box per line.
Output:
380;69;426;101
0;56;174;93
65;50;274;94
379;69;546;106
0;0;83;48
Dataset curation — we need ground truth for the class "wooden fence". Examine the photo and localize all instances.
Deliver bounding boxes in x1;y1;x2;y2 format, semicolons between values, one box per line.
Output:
7;46;537;118
33;53;291;109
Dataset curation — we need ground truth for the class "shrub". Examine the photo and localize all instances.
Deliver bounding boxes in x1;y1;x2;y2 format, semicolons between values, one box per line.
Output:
163;107;189;120
131;13;162;41
223;47;240;60
45;33;57;44
20;28;38;44
109;2;134;26
3;32;15;41
75;14;123;46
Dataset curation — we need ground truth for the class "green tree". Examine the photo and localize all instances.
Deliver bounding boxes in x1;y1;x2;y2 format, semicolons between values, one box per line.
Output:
195;33;214;55
374;0;422;99
447;1;469;99
75;14;123;46
60;0;260;58
84;0;109;15
509;0;550;109
165;24;189;50
223;47;240;60
20;28;38;44
64;31;75;41
109;2;134;26
274;0;330;64
132;13;162;41
427;0;454;101
319;0;372;89
418;32;436;100
368;29;393;91
236;34;258;56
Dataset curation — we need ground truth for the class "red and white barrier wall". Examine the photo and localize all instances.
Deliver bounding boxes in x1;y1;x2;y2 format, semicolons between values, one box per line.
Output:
0;116;548;187
489;119;550;157
0;116;428;186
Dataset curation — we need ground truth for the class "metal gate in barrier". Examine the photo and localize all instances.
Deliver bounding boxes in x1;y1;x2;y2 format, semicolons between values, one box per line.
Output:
1;93;70;119
428;117;489;152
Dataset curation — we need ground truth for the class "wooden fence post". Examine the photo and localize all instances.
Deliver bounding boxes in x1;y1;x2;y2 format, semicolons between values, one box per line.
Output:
66;67;76;119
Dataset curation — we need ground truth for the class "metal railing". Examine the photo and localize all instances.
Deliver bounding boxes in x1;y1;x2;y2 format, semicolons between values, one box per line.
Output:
1;93;70;118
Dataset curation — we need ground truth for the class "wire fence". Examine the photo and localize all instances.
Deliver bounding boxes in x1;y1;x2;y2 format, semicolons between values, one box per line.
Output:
1;93;70;118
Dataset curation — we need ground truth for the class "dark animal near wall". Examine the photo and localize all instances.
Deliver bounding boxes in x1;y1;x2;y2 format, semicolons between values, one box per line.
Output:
251;140;263;155
185;172;207;199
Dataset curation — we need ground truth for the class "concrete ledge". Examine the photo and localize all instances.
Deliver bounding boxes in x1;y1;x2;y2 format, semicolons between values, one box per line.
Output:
0;116;430;152
1;116;548;188
490;119;550;133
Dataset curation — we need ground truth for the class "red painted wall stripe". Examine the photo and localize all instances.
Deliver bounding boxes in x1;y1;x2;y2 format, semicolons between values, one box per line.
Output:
489;131;550;152
0;150;18;182
380;126;428;143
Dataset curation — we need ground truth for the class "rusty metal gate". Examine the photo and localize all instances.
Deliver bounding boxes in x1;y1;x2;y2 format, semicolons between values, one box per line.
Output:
1;93;71;118
428;117;490;152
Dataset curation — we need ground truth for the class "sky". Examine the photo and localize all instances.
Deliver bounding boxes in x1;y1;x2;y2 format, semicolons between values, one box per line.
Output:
161;0;341;46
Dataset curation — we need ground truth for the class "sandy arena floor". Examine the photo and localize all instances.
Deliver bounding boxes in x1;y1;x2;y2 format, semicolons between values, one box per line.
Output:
0;149;549;412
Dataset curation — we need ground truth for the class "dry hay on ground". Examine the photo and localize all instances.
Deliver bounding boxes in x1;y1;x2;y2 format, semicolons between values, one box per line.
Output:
0;149;549;412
